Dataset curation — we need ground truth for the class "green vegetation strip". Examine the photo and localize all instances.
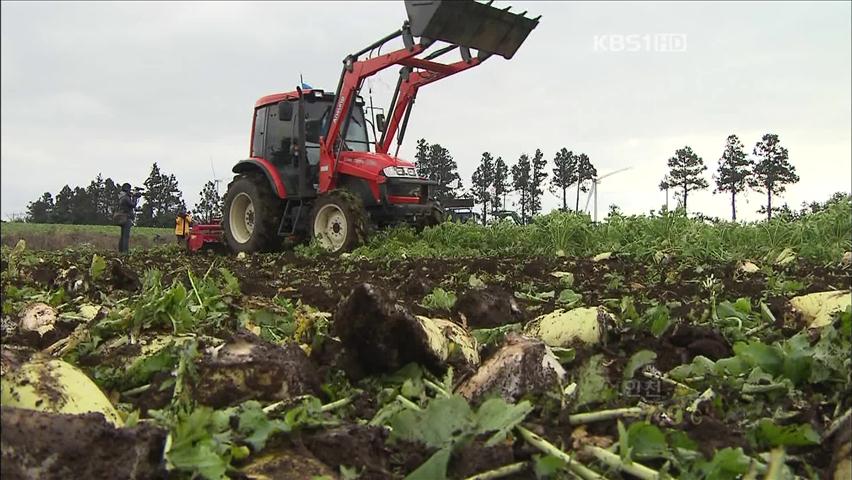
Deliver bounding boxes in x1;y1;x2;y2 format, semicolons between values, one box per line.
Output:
351;196;850;263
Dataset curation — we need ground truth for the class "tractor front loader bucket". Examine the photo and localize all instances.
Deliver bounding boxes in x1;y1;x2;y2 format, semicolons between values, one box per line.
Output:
404;0;539;59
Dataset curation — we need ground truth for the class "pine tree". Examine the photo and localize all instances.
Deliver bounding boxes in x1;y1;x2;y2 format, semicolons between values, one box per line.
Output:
414;139;462;202
53;185;75;224
471;152;494;224
139;163;163;227
528;148;547;217
550;148;577;212
432;144;462;201
492;156;510;213
102;178;122;218
660;146;708;212
159;173;186;226
574;153;597;212
26;193;54;223
85;174;110;224
511;154;531;224
139;163;186;227
713;135;753;221
70;187;95;224
414;138;430;176
194;181;223;223
749;134;799;220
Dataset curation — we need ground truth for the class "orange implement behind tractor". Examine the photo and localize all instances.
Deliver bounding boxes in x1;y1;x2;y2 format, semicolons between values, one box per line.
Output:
218;0;539;253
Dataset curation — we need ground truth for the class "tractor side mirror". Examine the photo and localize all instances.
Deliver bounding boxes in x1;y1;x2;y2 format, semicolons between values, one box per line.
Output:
375;113;386;133
278;101;294;121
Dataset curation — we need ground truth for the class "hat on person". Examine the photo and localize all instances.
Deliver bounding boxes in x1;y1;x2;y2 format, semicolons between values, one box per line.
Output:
121;183;132;192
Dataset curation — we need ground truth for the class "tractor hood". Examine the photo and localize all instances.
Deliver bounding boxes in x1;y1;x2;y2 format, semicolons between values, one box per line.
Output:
338;151;420;180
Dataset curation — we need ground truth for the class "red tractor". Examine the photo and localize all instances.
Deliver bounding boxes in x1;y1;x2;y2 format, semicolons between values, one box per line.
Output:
220;0;539;253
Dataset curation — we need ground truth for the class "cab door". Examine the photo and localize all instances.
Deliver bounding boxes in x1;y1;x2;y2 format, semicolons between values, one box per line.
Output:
252;104;300;196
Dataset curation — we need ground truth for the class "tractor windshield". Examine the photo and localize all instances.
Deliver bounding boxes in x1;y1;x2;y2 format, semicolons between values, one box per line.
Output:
255;98;371;167
299;100;370;165
344;107;370;152
304;101;370;153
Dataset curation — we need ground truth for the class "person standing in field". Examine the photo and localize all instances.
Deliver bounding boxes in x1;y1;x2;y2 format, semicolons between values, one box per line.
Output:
175;209;192;244
115;183;139;253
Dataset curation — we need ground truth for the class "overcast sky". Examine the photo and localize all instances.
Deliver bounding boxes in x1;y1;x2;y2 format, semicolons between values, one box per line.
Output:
2;1;850;221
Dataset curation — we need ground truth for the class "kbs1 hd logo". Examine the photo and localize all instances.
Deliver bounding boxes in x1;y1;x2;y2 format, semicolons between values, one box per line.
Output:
594;33;687;53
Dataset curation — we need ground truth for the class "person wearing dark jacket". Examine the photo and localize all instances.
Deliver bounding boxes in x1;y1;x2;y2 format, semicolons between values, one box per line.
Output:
117;183;139;253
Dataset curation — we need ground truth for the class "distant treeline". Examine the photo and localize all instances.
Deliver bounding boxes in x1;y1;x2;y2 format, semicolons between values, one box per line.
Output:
18;132;806;227
25;163;188;228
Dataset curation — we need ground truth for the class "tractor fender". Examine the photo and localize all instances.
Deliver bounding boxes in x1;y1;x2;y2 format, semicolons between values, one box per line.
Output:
232;158;287;199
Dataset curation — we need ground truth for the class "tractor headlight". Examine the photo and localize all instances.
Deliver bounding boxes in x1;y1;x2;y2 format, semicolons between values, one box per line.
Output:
383;166;417;177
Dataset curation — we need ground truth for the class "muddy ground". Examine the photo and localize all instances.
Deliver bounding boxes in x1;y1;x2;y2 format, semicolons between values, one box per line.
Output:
2;247;850;479
15;247;848;318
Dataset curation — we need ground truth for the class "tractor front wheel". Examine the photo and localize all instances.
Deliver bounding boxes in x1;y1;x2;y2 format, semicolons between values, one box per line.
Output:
309;190;366;253
223;175;281;253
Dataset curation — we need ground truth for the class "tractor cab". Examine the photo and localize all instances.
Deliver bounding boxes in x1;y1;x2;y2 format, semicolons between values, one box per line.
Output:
251;90;372;197
249;88;430;224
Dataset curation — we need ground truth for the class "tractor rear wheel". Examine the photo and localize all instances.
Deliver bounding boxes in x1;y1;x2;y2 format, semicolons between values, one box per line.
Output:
223;175;281;253
309;190;366;253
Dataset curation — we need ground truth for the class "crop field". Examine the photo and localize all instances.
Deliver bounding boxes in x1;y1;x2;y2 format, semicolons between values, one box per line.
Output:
1;222;174;251
1;201;850;479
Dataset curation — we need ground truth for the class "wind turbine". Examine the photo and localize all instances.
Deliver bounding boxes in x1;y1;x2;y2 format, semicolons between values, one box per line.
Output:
659;180;670;210
210;156;225;195
584;166;632;222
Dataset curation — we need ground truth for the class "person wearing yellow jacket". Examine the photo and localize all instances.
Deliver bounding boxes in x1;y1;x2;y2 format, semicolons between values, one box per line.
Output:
175;209;192;244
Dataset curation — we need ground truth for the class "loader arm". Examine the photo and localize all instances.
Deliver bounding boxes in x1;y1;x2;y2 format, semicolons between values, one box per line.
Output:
378;54;483;155
318;0;539;194
318;32;426;193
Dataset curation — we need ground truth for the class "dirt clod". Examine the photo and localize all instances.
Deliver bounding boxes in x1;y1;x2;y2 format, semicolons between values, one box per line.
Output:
1;406;166;479
237;446;335;480
667;324;732;361
194;330;321;408
304;424;392;478
110;258;141;291
683;415;746;458
333;283;469;375
456;334;565;403
455;288;523;328
448;439;516;479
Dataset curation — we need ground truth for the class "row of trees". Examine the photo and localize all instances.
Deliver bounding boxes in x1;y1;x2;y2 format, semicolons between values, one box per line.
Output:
22;134;801;226
418;132;800;224
416;138;602;224
26;175;125;225
469;147;599;224
660;133;799;220
25;163;223;227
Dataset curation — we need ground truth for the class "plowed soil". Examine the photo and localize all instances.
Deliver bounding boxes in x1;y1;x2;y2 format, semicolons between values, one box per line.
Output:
2;247;849;478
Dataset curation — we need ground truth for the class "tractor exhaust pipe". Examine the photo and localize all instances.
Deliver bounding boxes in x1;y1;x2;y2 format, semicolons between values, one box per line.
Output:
404;0;540;59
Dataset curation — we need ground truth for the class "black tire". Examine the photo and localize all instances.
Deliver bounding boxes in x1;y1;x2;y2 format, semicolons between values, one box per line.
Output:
308;190;367;253
414;204;445;232
222;175;282;253
425;204;446;226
